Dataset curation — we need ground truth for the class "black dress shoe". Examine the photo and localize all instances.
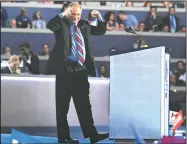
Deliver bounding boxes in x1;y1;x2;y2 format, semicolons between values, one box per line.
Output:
90;133;109;143
58;138;79;143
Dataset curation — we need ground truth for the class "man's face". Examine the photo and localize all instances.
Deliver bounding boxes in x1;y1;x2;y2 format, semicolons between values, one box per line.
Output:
9;56;20;71
146;2;151;7
151;8;156;16
20;47;29;57
100;66;106;74
118;13;126;21
163;1;170;7
163;26;169;32
119;24;125;30
126;2;133;7
68;6;82;25
5;47;11;55
23;11;28;17
177;62;184;70
169;8;175;16
43;44;49;54
139;23;145;31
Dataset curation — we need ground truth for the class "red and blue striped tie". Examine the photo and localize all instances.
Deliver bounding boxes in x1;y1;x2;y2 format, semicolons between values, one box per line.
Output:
75;25;85;66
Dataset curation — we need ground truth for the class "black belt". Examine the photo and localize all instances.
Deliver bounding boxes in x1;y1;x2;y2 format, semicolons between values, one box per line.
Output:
64;59;86;73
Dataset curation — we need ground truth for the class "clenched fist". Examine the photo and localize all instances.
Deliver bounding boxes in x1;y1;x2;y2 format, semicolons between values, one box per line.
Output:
90;10;101;18
62;6;72;16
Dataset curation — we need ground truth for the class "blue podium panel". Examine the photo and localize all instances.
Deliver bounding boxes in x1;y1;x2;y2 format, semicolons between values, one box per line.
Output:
109;46;169;140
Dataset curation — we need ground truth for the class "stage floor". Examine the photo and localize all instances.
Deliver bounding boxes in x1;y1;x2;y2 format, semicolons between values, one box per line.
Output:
1;134;157;144
1;126;185;144
0;127;156;144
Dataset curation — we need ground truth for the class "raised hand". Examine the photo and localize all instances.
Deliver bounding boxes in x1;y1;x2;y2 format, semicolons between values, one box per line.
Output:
90;10;101;18
62;6;72;16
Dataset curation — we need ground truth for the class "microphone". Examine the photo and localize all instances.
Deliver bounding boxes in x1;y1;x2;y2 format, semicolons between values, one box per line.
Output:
125;27;148;48
125;27;136;34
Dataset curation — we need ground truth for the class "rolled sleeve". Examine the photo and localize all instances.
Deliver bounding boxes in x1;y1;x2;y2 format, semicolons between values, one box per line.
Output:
98;14;103;22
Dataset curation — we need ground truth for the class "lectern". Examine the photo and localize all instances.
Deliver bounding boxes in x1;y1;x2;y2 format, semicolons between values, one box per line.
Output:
109;46;170;140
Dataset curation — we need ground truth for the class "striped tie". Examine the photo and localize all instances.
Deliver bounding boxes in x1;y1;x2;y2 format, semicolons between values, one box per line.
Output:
74;25;85;66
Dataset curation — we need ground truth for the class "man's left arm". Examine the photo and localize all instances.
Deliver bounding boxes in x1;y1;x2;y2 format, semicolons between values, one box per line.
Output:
88;10;107;35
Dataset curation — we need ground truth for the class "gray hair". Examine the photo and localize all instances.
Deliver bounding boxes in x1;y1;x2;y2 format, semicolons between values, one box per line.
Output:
68;2;81;9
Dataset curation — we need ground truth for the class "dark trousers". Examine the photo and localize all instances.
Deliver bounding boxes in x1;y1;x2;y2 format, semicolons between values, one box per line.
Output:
55;66;97;141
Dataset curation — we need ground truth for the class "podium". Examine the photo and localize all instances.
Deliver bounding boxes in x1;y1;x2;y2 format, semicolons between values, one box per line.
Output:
109;46;170;140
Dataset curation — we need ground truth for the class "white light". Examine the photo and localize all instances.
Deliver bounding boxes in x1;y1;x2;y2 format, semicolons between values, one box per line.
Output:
1;76;110;84
89;78;110;84
1;76;55;82
1;61;9;67
12;139;19;144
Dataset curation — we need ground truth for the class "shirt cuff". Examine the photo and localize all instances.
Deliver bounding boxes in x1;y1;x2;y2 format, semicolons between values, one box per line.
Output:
59;13;64;18
97;14;103;22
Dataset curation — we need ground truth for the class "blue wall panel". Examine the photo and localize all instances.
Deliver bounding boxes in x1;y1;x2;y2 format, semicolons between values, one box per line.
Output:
1;32;186;58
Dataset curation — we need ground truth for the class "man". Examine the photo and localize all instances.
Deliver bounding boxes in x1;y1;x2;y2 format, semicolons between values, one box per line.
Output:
19;42;40;74
162;7;179;32
119;23;125;31
1;55;21;74
117;11;138;31
39;43;50;56
144;6;162;31
162;25;169;32
16;8;32;28
3;45;11;57
99;65;108;78
46;3;108;144
137;22;145;32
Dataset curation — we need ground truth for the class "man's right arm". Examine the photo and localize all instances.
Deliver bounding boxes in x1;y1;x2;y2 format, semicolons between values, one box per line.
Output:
47;7;71;32
46;15;62;32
